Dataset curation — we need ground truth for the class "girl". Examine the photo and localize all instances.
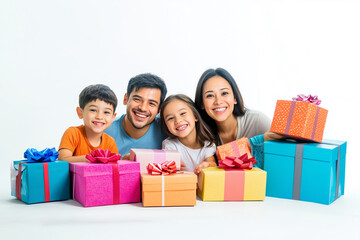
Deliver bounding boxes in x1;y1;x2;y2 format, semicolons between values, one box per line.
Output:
160;94;217;174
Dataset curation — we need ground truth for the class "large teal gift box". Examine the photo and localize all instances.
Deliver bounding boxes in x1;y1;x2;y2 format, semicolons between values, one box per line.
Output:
11;160;70;204
264;139;346;205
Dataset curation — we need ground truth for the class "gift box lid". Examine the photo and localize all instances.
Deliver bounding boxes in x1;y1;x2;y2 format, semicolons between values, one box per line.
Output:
130;149;180;160
141;172;197;191
13;160;68;170
264;140;347;163
70;160;140;176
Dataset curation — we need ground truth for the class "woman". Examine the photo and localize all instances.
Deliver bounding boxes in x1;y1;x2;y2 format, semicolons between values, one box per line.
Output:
194;67;281;168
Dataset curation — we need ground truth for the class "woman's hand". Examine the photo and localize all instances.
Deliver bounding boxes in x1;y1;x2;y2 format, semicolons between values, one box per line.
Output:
264;131;286;141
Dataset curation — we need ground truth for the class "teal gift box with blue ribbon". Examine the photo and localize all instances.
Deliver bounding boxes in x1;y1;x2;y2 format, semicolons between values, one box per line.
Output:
11;148;70;204
264;139;346;205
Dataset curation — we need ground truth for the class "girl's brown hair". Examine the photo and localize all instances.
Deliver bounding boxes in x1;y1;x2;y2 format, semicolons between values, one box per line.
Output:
160;94;216;147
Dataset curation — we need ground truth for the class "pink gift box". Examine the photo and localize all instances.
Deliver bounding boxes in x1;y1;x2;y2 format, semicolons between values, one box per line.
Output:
70;160;140;207
130;149;181;173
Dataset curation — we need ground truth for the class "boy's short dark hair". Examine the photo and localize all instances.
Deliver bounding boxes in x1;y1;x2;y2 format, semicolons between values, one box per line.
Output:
79;84;118;112
127;73;167;105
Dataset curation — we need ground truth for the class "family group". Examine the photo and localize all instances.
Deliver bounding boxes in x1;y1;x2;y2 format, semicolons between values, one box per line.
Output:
58;67;278;172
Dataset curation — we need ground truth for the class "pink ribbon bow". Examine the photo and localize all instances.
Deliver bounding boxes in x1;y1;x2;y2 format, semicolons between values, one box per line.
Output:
85;149;121;163
218;153;257;170
146;161;177;175
292;94;321;105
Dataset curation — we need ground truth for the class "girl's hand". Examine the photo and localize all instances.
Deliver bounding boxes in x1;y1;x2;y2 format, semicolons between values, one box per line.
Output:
194;161;211;174
180;160;186;170
122;153;131;160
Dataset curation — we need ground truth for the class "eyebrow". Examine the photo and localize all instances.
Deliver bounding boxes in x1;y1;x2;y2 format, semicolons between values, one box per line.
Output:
88;105;113;111
204;87;230;94
164;108;187;119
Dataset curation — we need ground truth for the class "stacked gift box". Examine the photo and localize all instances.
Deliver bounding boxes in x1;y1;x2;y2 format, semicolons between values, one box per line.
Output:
198;137;267;201
265;94;346;205
133;150;197;207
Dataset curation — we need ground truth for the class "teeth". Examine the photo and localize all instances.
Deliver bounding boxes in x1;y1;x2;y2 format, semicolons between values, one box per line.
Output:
214;107;226;112
93;122;104;126
176;125;187;131
135;113;147;118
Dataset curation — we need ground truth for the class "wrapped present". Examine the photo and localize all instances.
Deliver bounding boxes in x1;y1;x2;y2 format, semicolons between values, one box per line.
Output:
270;95;328;142
198;167;266;201
70;159;140;207
141;171;197;207
216;138;252;161
130;149;181;173
264;139;346;205
11;148;70;204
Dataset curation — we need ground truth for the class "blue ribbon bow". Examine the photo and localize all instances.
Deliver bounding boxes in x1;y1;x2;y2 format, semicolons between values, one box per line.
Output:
24;148;58;162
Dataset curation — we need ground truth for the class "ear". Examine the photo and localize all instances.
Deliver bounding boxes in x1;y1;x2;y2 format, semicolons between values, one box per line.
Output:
76;107;83;119
112;113;117;121
234;98;237;104
123;93;128;105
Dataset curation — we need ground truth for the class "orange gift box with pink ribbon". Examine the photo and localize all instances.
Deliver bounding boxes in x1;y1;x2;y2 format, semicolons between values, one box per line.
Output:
216;137;252;161
270;94;328;142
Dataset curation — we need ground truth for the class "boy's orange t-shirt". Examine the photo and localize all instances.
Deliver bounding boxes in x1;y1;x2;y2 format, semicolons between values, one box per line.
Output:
59;125;118;156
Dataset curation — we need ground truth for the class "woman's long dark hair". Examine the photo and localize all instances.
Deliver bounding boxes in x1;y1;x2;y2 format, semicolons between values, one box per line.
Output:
194;68;246;145
160;94;216;147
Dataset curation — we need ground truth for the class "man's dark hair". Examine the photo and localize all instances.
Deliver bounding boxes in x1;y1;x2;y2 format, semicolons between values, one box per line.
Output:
79;84;118;112
127;73;167;105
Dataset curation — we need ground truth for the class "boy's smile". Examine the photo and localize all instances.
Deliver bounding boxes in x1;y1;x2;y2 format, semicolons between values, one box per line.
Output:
77;99;116;137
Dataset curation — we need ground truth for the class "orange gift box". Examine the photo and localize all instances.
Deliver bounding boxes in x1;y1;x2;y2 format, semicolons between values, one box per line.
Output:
216;138;252;161
270;100;328;142
141;172;197;207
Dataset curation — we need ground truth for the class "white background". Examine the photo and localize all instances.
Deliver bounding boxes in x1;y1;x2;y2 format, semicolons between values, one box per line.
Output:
1;0;359;239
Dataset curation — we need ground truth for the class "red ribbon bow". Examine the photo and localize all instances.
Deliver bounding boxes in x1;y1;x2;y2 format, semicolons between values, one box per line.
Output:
292;94;321;105
146;161;177;175
85;149;121;163
218;153;257;170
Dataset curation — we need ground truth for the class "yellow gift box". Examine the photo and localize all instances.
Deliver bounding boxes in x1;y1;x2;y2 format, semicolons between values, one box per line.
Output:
198;167;266;201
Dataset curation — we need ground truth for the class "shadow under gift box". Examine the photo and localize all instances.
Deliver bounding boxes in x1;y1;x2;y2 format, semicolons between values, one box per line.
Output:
141;172;197;207
197;167;267;201
270;100;328;142
130;149;181;173
70;160;140;207
264;140;346;205
11;160;70;204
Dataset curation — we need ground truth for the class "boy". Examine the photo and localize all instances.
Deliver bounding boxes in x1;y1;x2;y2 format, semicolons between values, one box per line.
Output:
59;84;118;162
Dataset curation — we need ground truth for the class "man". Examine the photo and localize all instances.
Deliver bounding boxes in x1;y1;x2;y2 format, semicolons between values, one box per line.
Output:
105;73;168;159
